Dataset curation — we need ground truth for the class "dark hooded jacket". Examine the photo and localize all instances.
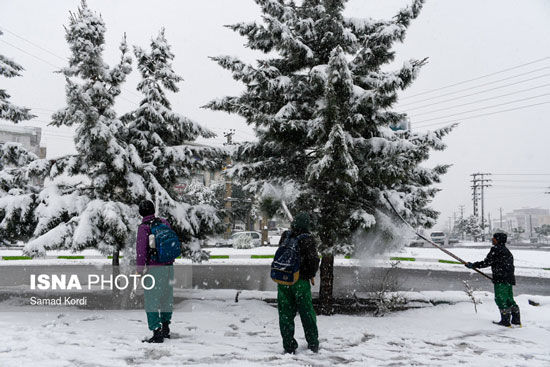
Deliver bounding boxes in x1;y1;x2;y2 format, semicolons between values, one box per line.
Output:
279;213;319;280
472;234;515;285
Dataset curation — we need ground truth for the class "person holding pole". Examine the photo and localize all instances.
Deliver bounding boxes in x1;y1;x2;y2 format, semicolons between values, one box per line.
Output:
465;232;521;327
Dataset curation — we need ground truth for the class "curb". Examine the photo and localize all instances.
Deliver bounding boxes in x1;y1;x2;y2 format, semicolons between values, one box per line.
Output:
1;255;547;271
438;259;462;265
390;257;415;262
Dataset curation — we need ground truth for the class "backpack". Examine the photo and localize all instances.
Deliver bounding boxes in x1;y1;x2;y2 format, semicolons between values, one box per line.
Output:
147;218;181;263
270;232;308;285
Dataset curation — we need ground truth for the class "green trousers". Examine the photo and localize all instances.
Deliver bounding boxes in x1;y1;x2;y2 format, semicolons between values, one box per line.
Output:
494;283;517;310
143;266;174;331
277;279;319;352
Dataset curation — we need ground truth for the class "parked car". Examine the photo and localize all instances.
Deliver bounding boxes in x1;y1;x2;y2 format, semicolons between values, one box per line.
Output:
233;224;245;232
448;237;460;245
228;231;262;247
408;237;426;247
430;231;447;246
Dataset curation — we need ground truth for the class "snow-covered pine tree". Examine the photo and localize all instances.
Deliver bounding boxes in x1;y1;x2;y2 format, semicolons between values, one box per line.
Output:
22;0;143;263
455;215;482;242
0;31;42;245
0;143;37;191
122;29;224;260
0;30;35;123
207;0;453;313
0;143;41;246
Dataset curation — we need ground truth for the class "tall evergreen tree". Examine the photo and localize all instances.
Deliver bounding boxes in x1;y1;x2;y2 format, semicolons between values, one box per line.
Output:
22;0;140;260
207;0;452;313
0;30;35;123
122;29;223;260
455;215;483;242
0;30;42;245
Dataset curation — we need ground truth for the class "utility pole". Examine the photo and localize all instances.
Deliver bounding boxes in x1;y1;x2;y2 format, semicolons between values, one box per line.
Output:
471;173;492;241
223;129;235;240
452;212;457;233
529;214;533;238
471;174;479;218
499;207;503;229
458;205;465;240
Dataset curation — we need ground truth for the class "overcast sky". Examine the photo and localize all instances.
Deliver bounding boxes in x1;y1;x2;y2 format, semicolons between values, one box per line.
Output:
1;0;550;230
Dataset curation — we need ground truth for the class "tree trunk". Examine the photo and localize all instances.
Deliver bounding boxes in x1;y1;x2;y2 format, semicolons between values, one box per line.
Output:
112;248;121;306
261;215;269;245
112;249;120;266
318;254;334;315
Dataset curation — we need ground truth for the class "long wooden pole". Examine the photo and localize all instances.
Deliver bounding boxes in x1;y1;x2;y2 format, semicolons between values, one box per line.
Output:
383;194;493;281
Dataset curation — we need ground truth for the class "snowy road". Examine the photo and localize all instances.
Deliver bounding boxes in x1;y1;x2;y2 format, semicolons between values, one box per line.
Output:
0;290;548;366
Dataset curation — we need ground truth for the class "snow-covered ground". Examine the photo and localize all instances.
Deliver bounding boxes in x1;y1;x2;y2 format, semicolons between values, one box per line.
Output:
0;290;548;366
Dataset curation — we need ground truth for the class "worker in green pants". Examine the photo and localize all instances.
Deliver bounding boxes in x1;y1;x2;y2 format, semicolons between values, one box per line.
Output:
466;232;521;327
136;200;176;343
143;266;174;335
278;278;318;353
276;213;320;353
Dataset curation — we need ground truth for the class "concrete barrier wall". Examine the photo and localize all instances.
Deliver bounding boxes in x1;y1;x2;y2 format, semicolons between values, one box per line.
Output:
1;264;548;296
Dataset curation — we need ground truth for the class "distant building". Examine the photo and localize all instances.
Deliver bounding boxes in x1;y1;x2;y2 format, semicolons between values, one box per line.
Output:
0;125;46;158
495;208;550;237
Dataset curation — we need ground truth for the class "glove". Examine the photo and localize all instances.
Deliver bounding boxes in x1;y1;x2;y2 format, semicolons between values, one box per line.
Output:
465;262;474;269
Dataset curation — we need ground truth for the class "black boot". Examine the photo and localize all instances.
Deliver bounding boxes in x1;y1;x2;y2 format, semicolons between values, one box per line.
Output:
161;321;171;339
493;308;511;327
511;305;521;326
143;327;164;343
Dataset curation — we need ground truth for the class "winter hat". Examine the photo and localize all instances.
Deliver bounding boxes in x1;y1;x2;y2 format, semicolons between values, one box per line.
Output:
493;232;507;244
139;200;155;217
291;212;311;234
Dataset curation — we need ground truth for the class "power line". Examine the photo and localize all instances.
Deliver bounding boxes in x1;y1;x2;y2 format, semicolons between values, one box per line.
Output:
491;179;550;182
0;35;141;102
414;101;550;129
0;38;60;70
413;93;550;124
29;108;58;113
487;192;547;198
492;173;550;176
42;134;74;141
409;82;550;116
399;69;550;108
400;56;550;101
491;185;550;189
0;26;66;62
